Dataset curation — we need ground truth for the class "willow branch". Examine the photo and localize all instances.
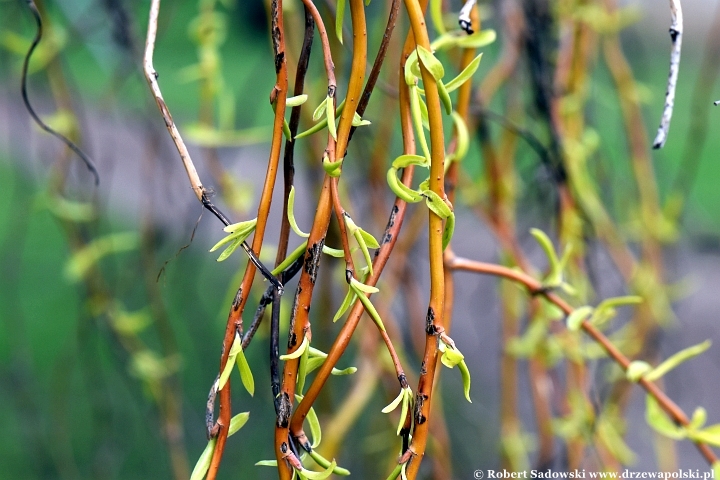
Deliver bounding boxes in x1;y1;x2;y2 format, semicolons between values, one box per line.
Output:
446;255;718;466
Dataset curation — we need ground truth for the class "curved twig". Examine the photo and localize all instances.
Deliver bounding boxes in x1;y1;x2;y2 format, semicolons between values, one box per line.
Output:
21;0;99;185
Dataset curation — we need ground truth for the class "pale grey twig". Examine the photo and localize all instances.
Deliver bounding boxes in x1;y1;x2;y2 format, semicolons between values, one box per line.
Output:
653;0;683;149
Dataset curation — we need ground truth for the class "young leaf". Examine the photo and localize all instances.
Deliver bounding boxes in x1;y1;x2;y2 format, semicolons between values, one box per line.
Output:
352;112;371;127
335;0;346;44
409;86;432;163
644;340;712;382
190;438;217;480
322;245;345;257
312;98;328;122
688;424;720;448
350;277;379;294
440;345;465;368
308;450;351;476
458;359;472;403
65;232;139;282
387;167;424;203
392;154;428;170
218;332;242;390
280;334;309;361
333;286;358;322
287;94;308;107
625;360;652;383
331;366;357;375
404;50;420;86
445;53;483;92
256;460;279;467
645;395;686;440
397;389;410;435
299;459;337;479
282;119;293;142
456;29;497;49
307;405;322;448
382;389;405;413
449;112;470;162
416;46;445;81
437;80;452;114
350;281;385;331
423;189;453;220
566;305;593;331
358;228;380;249
235;346;255;397
272;242;307;276
323;154;343;177
429;0;446;34
326;96;337;140
288;186;310;238
215;238;243;262
442;211;455;250
228;411;250;436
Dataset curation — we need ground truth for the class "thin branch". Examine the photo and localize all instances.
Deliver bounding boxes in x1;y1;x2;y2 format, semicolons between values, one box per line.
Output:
446;255;719;466
21;0;99;185
653;0;683;149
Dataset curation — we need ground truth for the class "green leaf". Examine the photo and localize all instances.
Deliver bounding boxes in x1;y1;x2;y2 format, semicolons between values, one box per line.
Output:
65;232;139;282
272;242;308;276
235;346;255;396
423;190;453;219
299;459;337;479
352;112;371;127
404;50;419;86
645;340;712;382
287;94;308;107
283;119;293;142
331;366;357;375
429;0;446;34
397;389;410;435
409;86;432;163
353;227;374;276
218;332;242;390
625;360;652;382
280;334;309;361
322;245;345;257
350;277;379;294
529;228;563;285
43;195;96;222
441;345;465;368
228;411;250;436
458;359;472;403
256;460;279;467
445;53;483;92
288;186;309;238
312;98;327;122
392;154;428;170
308;450;351;476
297;344;310;394
437;80;452;114
442;211;455;250
449;112;470;162
645;395;686;440
689;425;720;448
690;407;708;430
358;229;380;249
382;389;405;413
566;305;593;331
326;96;337;140
350;282;386;331
215;238;242;262
456;29;497;49
387;168;423;203
336;0;346;44
416;46;445;81
386;463;403;480
323;154;343;177
190;438;217;480
307;405;322;448
333;286;358;322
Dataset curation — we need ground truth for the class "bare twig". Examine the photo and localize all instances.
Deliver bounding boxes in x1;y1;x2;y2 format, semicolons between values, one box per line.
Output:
653;0;683;149
21;0;99;185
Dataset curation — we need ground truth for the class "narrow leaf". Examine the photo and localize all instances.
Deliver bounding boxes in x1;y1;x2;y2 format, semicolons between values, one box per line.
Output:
190;438;217;480
307;405;322;448
333;286;357;322
300;459;337;480
445;53;483;92
387;168;423;203
288;186;310;238
228;412;250;436
287;94;308;107
645;340;712;382
437;80;452;114
280;335;309;361
392;154;428;169
450;112;470;162
456;29;497;49
458;359;472;403
382;389;405;413
358;229;380;249
235;346;255;396
625;360;652;383
272;242;307;276
416;46;445;80
350;277;379;294
326;96;337;140
312;98;327;122
646;395;686;439
308;450;351;476
335;0;346;44
566;305;593;331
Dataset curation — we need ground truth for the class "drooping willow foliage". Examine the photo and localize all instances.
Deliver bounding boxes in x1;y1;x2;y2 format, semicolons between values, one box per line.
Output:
5;0;720;478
